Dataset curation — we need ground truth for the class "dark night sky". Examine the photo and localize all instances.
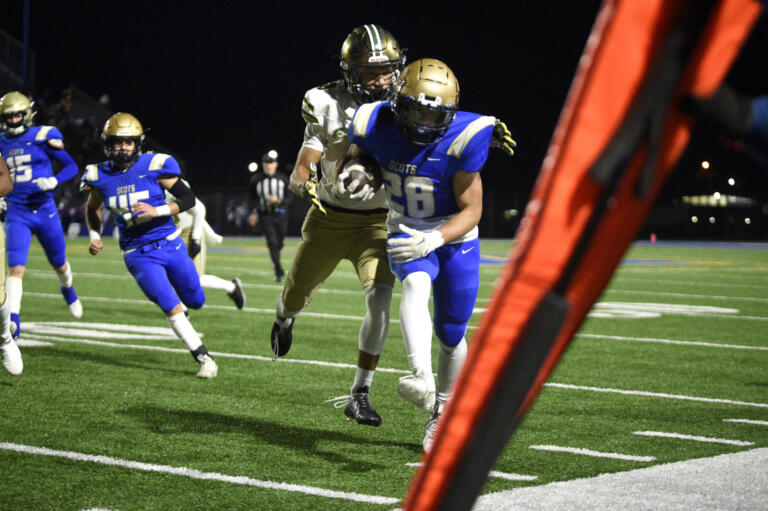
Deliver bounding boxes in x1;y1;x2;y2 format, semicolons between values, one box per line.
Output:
3;2;768;206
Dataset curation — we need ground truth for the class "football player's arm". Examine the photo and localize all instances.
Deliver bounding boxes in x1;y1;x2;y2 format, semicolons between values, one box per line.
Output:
0;155;12;197
133;176;195;217
291;147;325;213
86;189;105;255
441;171;483;242
290;147;321;197
35;147;78;191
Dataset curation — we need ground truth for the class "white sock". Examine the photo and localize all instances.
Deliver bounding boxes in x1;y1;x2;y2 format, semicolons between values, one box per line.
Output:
167;311;203;353
352;369;375;393
275;295;298;328
200;274;235;293
6;276;22;315
437;338;467;395
1;300;11;343
57;262;73;288
399;272;434;376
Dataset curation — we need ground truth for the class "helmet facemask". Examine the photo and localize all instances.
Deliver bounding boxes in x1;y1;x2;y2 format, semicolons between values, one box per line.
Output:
391;59;460;145
340;25;405;103
0;92;35;136
101;113;145;167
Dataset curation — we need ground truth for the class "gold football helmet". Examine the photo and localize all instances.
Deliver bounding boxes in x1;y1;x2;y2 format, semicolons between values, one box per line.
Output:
391;58;460;145
101;112;145;164
340;24;405;103
0;91;35;136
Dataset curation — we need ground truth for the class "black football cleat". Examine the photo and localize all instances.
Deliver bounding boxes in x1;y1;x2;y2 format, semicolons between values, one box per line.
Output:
344;386;382;427
228;278;246;309
270;318;293;357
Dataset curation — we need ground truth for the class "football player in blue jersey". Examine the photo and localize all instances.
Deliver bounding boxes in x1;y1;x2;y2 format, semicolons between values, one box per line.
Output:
1;152;23;375
82;113;217;379
347;58;514;451
0;91;83;342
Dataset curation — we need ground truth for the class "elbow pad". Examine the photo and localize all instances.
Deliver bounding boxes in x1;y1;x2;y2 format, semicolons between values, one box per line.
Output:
168;179;196;213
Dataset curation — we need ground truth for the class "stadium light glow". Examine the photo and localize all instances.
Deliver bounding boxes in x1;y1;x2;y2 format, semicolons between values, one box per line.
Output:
701;160;710;169
248;162;258;172
713;191;721;199
691;216;698;223
745;217;751;225
709;216;716;224
728;178;735;186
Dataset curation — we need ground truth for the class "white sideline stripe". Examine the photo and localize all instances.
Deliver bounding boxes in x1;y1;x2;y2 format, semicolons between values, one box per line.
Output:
0;442;398;505
21;333;412;375
633;431;754;446
528;445;655;462
473;448;768;511
723;418;768;427
577;333;768;352
544;383;768;408
405;463;537;481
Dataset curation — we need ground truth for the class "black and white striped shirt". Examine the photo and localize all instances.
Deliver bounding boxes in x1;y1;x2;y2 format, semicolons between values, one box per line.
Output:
249;171;291;214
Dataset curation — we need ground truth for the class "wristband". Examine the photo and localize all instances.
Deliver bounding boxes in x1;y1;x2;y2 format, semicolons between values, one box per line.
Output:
155;204;172;217
89;229;101;242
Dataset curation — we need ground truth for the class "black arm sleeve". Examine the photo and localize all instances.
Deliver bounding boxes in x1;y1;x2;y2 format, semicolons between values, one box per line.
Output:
168;179;196;213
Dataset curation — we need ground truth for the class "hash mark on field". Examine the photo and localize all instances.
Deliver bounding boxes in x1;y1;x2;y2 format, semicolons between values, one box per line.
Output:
723;418;768;427
405;463;537;481
545;383;768;409
633;431;754;446
528;445;656;462
0;442;399;505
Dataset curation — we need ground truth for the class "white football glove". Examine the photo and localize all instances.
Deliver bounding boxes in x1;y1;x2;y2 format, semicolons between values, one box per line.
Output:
387;224;445;263
33;176;58;191
333;168;376;201
0;197;6;215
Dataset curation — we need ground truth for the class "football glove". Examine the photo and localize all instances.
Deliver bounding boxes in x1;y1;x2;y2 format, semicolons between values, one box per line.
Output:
491;120;517;156
189;239;202;258
387;224;445;263
305;162;326;214
332;169;376;201
0;197;6;215
33;176;58;191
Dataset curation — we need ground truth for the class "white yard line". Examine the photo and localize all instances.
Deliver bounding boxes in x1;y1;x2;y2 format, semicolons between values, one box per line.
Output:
405;463;537;481
633;431;754;446
723;418;768;427
20;330;766;406
576;333;768;351
604;289;768;303
528;445;655;462
0;442;398;505
613;276;768;290
543;383;768;409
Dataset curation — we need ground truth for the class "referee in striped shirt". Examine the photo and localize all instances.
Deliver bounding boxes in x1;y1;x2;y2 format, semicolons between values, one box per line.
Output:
249;150;291;282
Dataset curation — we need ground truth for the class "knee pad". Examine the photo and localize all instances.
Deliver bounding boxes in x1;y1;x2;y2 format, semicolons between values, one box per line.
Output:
434;319;466;348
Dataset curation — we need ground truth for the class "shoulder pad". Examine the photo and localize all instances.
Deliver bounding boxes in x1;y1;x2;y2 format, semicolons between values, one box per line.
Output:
447;116;496;159
302;81;345;124
35;126;64;146
351;102;380;138
148;153;171;171
84;164;99;183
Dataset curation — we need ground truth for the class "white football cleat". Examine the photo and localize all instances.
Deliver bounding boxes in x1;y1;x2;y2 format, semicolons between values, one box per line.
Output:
68;299;83;319
1;339;23;376
196;354;218;379
423;401;444;453
397;370;436;411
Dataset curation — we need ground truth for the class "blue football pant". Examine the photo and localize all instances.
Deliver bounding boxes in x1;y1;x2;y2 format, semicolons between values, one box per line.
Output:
390;237;480;347
5;201;67;268
123;238;205;314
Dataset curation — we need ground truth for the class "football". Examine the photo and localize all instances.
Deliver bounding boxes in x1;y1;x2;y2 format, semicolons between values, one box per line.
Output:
341;153;383;192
